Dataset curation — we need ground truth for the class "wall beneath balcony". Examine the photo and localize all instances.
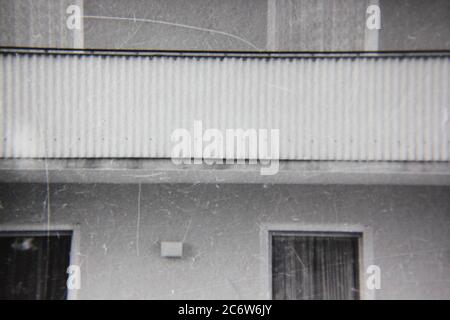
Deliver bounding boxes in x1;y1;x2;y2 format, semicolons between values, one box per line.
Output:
0;183;449;299
1;0;449;50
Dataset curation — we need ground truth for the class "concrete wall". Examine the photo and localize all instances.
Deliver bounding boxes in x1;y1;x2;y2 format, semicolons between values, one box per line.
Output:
1;0;449;50
83;0;267;51
270;0;368;51
0;183;449;299
380;0;450;51
0;0;83;48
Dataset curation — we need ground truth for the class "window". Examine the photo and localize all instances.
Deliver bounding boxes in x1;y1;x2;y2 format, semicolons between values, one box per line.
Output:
0;231;72;300
271;232;360;300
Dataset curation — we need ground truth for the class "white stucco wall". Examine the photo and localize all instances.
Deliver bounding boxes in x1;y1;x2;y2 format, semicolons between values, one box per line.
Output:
0;183;449;299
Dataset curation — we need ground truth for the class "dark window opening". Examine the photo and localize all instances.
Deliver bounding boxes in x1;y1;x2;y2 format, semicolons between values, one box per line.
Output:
0;231;72;300
272;232;360;300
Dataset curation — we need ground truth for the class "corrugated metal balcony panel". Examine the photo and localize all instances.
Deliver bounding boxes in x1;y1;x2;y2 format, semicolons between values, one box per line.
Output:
0;54;449;160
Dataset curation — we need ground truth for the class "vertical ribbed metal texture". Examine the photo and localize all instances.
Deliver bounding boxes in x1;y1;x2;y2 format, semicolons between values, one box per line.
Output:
1;53;449;160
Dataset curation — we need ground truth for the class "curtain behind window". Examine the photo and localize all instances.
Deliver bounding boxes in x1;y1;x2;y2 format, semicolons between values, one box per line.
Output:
272;234;360;300
0;233;72;300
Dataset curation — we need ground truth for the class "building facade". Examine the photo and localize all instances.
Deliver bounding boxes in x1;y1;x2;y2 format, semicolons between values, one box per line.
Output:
0;0;449;300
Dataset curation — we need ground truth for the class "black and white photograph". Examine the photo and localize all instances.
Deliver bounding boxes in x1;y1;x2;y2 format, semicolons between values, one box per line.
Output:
0;0;449;305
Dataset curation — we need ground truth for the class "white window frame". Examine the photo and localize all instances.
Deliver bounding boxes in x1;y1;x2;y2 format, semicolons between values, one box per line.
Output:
259;223;375;300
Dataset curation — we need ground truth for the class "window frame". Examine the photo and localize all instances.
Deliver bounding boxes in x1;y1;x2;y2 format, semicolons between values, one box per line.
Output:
0;224;80;300
270;231;362;300
259;223;374;300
